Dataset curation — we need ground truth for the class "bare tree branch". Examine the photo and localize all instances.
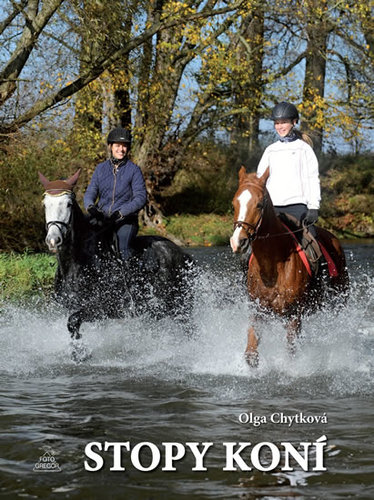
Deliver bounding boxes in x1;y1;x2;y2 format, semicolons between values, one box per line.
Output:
0;0;246;134
0;0;65;106
263;50;307;83
0;0;28;36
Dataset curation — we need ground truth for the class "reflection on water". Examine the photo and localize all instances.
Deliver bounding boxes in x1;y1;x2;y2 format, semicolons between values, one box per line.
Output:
0;242;373;499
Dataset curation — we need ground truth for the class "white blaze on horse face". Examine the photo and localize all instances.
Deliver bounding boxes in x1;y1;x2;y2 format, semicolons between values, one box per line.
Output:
43;193;72;252
230;189;252;253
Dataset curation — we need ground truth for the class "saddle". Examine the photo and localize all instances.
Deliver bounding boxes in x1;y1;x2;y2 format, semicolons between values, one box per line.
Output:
277;212;323;277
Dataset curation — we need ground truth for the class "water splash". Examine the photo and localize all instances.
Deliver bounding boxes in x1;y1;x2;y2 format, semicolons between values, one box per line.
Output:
0;252;373;398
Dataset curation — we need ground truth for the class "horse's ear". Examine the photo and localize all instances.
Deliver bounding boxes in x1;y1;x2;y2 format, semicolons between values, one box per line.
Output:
38;172;50;189
238;165;247;183
259;167;270;185
66;168;81;188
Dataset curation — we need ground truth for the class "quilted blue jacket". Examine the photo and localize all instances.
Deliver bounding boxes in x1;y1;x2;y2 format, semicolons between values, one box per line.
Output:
84;159;147;217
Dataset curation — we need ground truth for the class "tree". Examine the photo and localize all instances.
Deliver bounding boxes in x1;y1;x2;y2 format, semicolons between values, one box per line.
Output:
0;0;65;108
229;5;265;163
299;0;331;155
0;0;246;137
128;0;249;223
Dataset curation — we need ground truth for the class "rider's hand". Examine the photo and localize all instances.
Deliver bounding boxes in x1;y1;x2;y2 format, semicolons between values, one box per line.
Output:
109;210;123;224
87;205;104;220
304;209;319;226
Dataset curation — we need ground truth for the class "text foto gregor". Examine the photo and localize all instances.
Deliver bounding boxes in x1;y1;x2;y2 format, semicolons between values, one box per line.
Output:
84;436;327;472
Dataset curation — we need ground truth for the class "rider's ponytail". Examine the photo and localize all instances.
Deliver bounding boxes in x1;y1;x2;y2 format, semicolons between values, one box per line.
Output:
294;129;314;148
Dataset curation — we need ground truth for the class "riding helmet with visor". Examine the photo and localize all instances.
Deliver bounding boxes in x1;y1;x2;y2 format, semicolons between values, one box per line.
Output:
107;127;132;145
271;102;299;122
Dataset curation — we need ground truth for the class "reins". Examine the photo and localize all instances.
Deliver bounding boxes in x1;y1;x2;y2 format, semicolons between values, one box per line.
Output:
43;190;117;247
234;223;307;241
233;183;312;242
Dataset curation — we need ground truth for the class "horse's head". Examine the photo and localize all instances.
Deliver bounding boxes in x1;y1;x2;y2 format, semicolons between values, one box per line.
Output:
230;166;269;253
39;170;81;253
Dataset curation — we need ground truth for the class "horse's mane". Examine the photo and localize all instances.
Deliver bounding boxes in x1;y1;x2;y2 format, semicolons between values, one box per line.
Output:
60;197;106;264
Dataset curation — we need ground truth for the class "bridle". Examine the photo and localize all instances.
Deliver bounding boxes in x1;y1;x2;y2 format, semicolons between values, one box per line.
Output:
233;188;267;242
233;214;264;242
43;190;75;242
45;219;71;234
233;187;310;242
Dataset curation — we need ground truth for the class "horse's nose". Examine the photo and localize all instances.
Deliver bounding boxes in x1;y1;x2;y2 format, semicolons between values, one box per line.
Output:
46;234;62;252
230;236;238;252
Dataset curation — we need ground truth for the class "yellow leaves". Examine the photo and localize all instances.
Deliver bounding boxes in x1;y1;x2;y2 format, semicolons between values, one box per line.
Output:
39;80;55;94
160;0;197;20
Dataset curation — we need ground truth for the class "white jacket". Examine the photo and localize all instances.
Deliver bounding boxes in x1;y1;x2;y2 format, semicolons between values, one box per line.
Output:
257;139;321;210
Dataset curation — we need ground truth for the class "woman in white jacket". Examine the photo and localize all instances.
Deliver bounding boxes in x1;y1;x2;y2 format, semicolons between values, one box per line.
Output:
257;102;320;237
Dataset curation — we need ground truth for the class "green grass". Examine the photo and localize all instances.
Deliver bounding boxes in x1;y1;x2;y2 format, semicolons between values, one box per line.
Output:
0;214;233;300
0;253;56;301
140;213;233;247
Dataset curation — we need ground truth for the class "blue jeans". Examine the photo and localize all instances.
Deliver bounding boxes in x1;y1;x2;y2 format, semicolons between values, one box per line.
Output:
116;223;138;260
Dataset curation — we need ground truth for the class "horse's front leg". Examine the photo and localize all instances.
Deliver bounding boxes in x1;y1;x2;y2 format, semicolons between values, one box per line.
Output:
67;310;91;363
245;325;259;368
286;316;301;356
67;310;83;340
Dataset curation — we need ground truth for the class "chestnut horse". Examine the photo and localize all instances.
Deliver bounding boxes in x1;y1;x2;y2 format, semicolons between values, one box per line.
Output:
230;167;349;366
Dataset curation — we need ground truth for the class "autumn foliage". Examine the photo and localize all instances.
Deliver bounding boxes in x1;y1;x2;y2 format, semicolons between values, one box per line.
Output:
0;0;373;250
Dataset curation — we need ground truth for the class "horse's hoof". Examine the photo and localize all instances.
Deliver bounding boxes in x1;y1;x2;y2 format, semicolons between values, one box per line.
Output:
70;340;92;364
245;351;259;368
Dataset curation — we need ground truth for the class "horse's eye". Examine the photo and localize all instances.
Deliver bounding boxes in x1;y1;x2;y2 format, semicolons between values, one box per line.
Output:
257;202;263;209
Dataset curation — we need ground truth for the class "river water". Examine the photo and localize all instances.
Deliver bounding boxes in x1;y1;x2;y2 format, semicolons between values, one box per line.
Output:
0;242;373;499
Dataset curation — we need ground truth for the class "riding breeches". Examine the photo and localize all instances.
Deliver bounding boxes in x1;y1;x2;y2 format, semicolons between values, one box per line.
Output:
116;223;139;260
274;203;317;238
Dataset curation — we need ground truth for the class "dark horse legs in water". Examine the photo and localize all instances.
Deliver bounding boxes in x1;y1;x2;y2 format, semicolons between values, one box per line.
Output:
67;310;91;340
40;170;195;360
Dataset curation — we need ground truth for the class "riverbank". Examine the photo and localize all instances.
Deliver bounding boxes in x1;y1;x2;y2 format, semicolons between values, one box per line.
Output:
139;213;233;246
0;214;231;301
0;253;56;302
2;233;374;302
1;208;373;302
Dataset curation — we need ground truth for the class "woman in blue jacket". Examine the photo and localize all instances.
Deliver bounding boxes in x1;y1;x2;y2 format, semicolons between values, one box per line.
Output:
84;127;147;260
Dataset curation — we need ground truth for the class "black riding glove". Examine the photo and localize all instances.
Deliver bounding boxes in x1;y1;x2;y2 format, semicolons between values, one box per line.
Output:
109;210;124;224
87;205;104;221
304;209;319;226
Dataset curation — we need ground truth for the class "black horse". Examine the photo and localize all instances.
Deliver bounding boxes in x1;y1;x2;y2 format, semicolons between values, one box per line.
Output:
39;170;195;358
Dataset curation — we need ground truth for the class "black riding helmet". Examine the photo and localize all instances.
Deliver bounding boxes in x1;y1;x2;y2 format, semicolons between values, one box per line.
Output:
107;127;132;145
271;102;299;122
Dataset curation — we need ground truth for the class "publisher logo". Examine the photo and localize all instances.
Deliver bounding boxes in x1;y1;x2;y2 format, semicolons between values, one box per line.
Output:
33;447;61;472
